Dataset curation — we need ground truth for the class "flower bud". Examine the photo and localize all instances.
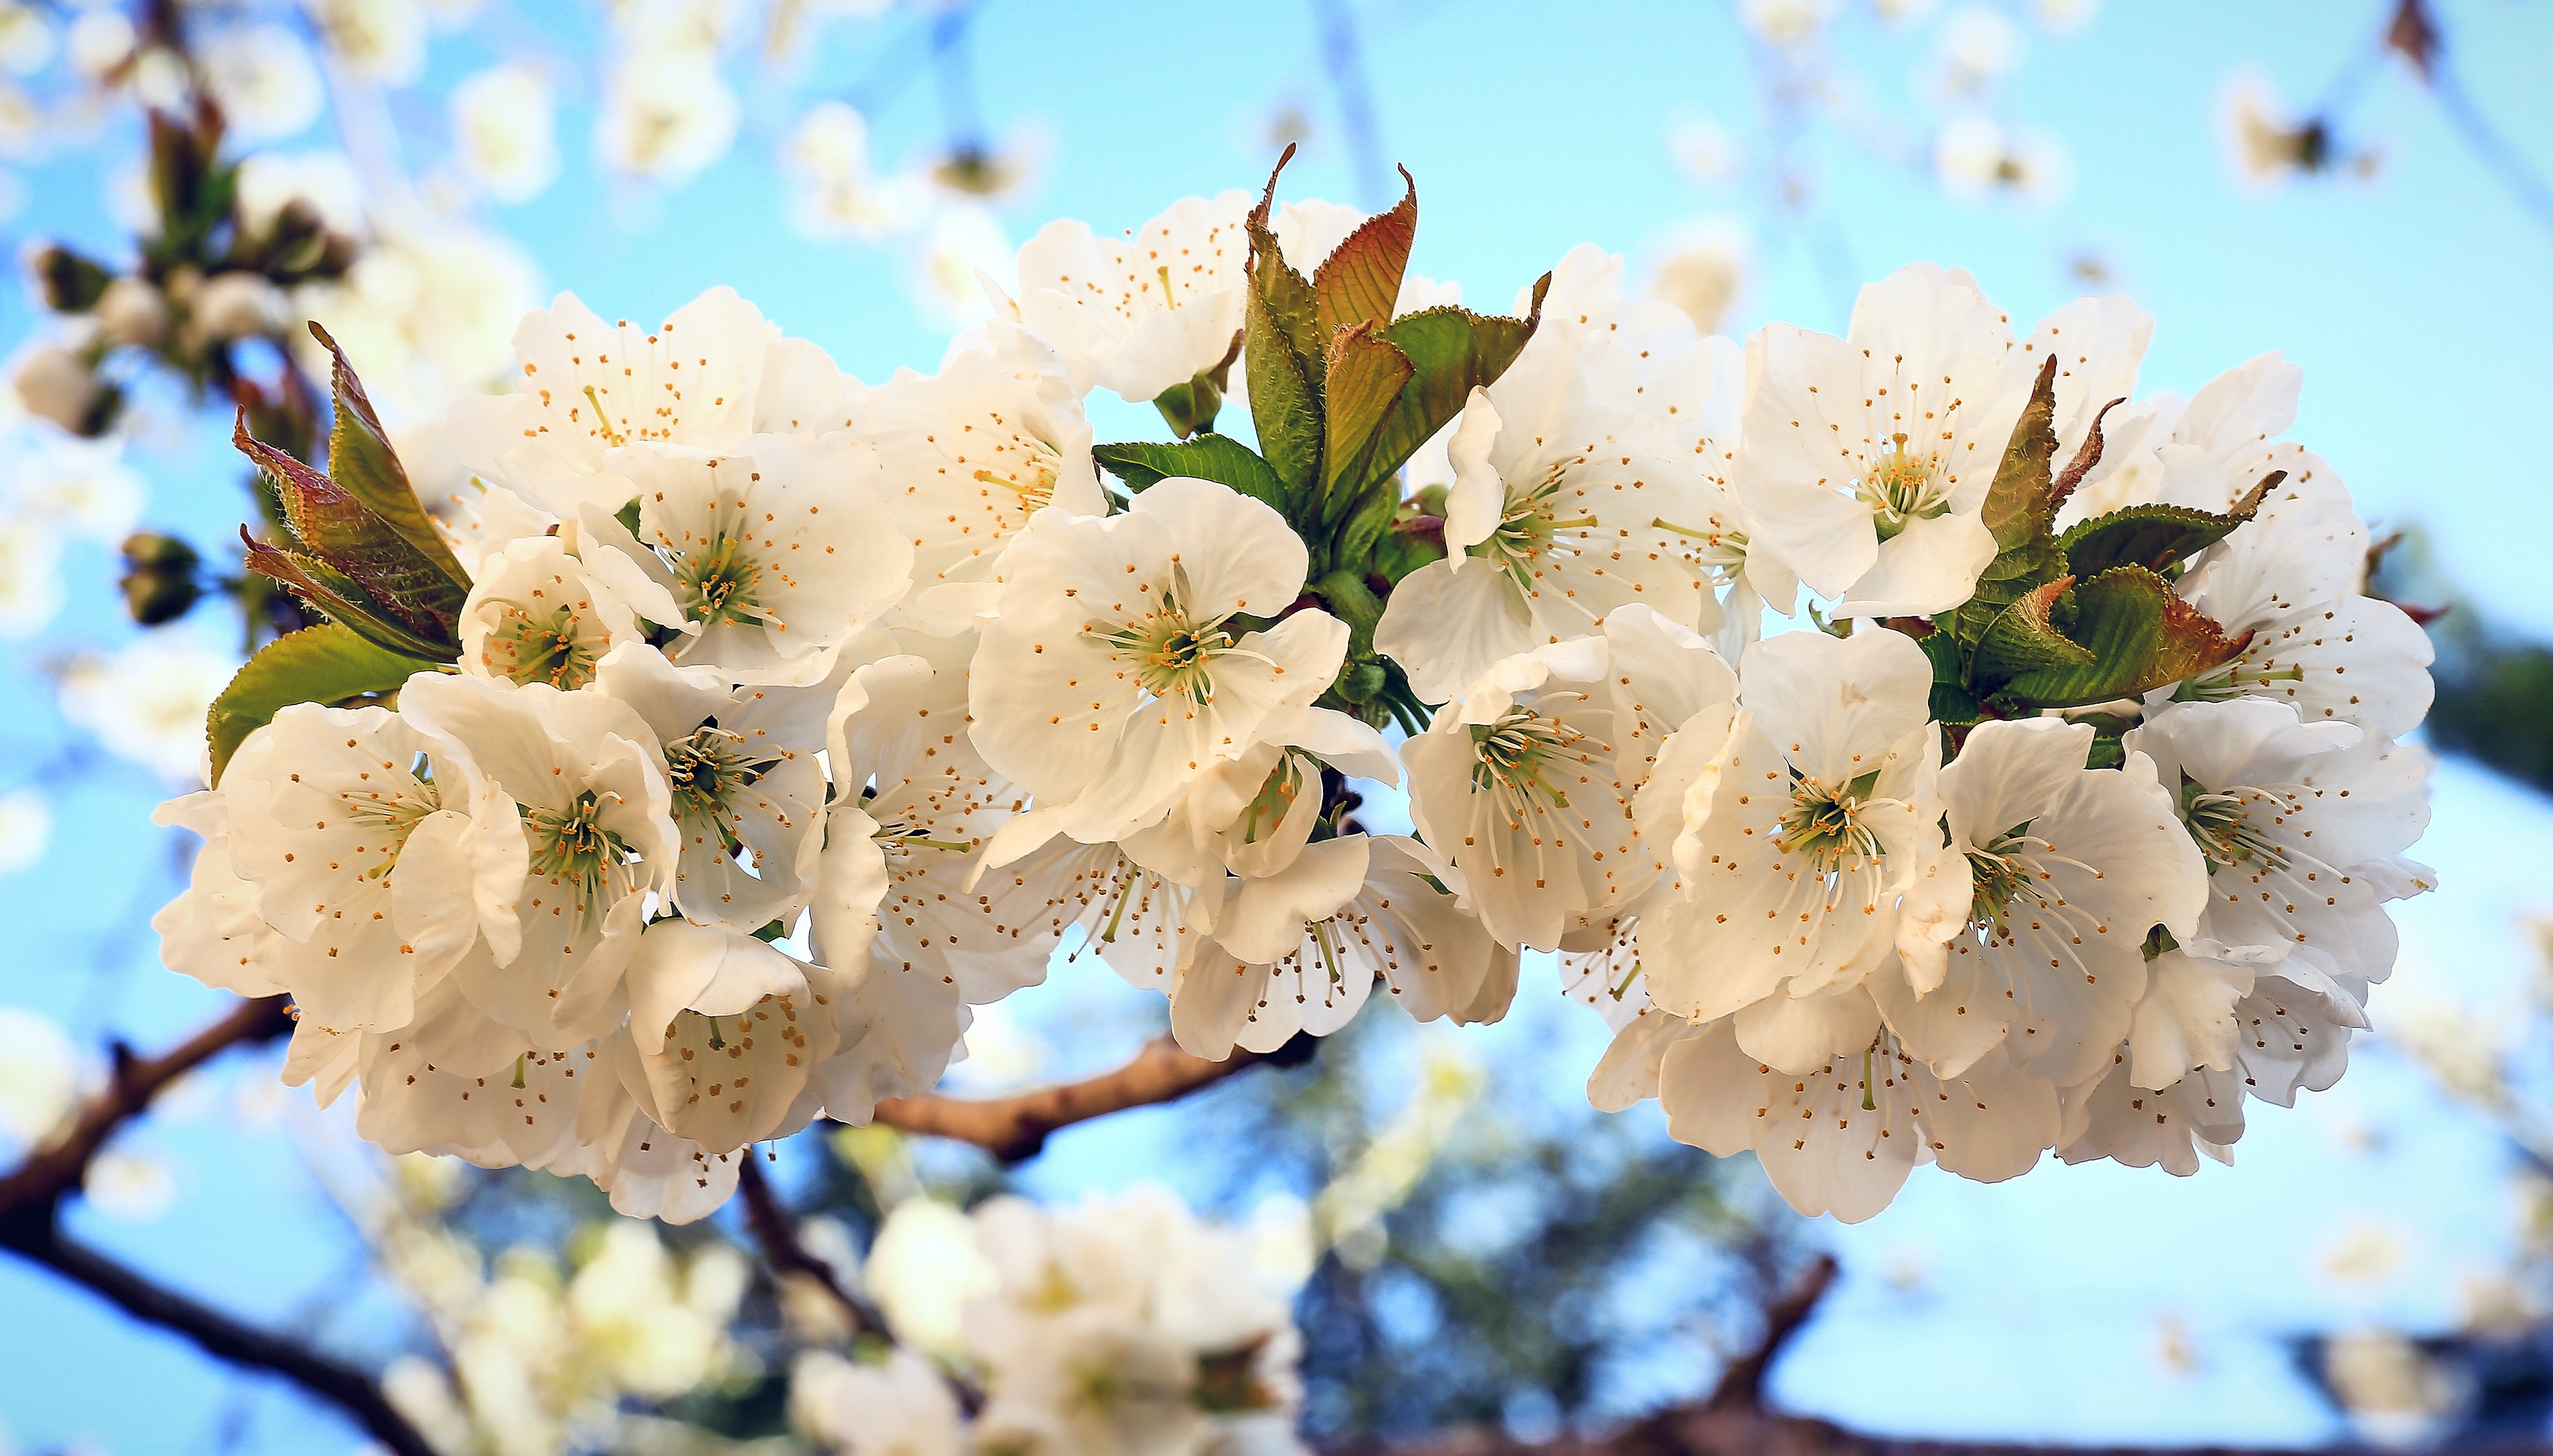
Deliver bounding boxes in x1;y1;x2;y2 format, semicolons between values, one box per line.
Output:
118;531;204;625
31;246;110;313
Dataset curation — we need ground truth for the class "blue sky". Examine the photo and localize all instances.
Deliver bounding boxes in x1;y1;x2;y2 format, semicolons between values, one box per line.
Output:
4;1;2552;1450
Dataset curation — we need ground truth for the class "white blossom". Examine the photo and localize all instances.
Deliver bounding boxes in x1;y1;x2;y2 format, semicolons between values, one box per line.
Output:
970;477;1347;849
1012;191;1254;403
1732;264;2028;617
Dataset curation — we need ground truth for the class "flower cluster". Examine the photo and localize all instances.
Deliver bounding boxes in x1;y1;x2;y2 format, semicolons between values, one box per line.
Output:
154;157;2434;1225
795;1189;1306;1456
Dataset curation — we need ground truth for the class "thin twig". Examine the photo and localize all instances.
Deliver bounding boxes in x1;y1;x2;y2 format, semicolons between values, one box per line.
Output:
865;1036;1296;1163
735;1154;988;1415
734;1154;891;1341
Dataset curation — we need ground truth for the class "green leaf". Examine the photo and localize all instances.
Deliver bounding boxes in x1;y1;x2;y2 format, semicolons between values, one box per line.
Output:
1916;629;1983;725
310;323;472;586
1977;353;2061;555
1995;565;2252;709
1944;536;2067;651
234;412;463;648
2053;473;2280;579
1091;437;1289;514
207;623;445;786
1243;147;1326;385
1322;289;1548;510
1321;322;1414;510
1972;576;2093;687
1243;285;1323;497
1931;679;1985;727
241;531;459;662
1313;167;1416;345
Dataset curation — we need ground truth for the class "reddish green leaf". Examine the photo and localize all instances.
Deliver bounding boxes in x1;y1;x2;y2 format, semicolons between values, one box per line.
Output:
1314;167;1416;344
1997;565;2252;709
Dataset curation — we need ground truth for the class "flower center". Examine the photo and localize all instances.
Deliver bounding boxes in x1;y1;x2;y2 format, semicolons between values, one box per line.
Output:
674;530;766;629
491;602;603;689
971;437;1064;513
1775;770;1885;872
1649;516;1752;585
1469;706;1589;815
339;770;441;883
1476;468;1598;587
523;789;634;905
1855;433;1952;540
1091;588;1232;707
1964;826;2035;932
2178;776;2291;873
664;725;778;856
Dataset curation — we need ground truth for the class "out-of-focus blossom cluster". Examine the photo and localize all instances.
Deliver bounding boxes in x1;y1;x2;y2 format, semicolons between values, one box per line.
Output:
793;1188;1311;1456
368;1170;754;1456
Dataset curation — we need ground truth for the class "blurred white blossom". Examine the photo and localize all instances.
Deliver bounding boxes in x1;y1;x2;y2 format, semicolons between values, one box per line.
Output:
8;338;101;435
2032;0;2100;33
865;1196;997;1359
0;1004;76;1145
1737;0;1831;47
236;149;367;238
381;1215;750;1455
289;223;539;423
63;8;132;81
306;0;428;85
2322;1328;2468;1448
183;270;292;345
198;24;326;143
1648;222;1749;335
1929;6;2025;99
1667;117;1739;184
57;629;237;783
0;5;56;76
86;1148;176;1221
785;101;913;240
793;1348;966;1456
449;63;558;203
0;517;60;636
597;3;741;185
1933;112;2070;203
909;203;1008;329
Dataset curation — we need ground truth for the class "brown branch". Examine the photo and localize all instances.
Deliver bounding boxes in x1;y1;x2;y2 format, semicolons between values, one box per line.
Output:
0;995;436;1456
7;1222;438;1456
735;1154;891;1340
0;993;293;1225
867;1035;1295;1163
1702;1253;1837;1413
736;1153;987;1415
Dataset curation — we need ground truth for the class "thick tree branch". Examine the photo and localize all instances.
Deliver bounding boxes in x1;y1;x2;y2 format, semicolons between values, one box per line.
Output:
0;995;436;1456
867;1034;1301;1163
